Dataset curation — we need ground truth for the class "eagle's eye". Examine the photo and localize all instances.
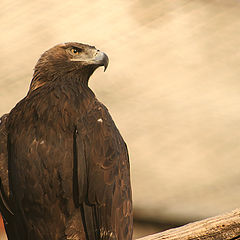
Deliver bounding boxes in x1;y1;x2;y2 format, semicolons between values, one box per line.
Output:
70;48;82;55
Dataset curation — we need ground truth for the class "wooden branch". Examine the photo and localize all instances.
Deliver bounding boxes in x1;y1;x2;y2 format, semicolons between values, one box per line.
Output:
136;208;240;240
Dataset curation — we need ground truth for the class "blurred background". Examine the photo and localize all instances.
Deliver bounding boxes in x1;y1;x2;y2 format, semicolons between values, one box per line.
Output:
1;0;240;239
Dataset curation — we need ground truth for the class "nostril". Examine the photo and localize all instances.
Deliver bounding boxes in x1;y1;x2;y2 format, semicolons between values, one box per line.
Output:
95;50;100;56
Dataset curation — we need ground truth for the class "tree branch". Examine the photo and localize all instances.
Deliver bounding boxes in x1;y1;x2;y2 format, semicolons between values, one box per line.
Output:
136;209;240;240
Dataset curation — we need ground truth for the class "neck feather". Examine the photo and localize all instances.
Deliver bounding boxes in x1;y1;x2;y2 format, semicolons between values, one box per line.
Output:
28;68;93;96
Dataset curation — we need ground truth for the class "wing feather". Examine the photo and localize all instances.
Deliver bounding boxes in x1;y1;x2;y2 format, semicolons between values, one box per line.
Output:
0;114;14;217
76;103;133;240
0;114;23;240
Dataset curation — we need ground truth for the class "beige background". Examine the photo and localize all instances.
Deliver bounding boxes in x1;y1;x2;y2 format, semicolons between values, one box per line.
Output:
1;0;240;238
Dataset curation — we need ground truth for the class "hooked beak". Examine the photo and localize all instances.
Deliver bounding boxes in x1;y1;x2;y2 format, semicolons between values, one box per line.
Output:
94;51;109;72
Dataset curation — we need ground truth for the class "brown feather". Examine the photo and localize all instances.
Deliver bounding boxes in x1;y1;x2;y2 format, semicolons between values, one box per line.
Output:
0;42;133;240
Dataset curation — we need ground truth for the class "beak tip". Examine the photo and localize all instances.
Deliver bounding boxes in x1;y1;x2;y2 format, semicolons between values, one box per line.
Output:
104;61;108;72
103;53;109;72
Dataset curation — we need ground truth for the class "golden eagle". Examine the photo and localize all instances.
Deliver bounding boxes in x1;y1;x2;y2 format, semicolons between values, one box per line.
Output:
0;43;133;240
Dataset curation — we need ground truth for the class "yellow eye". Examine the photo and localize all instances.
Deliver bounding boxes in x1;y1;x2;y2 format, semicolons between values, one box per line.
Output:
71;48;81;55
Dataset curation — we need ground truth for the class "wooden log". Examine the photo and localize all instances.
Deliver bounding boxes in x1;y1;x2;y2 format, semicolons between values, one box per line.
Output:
136;209;240;240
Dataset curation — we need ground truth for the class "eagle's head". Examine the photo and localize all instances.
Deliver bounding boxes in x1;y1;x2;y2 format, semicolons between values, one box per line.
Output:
30;42;109;91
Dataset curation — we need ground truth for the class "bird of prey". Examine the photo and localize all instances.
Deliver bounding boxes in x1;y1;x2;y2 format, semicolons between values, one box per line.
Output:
0;43;133;240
